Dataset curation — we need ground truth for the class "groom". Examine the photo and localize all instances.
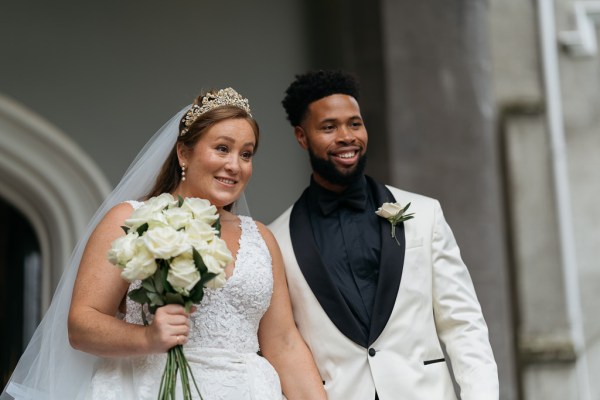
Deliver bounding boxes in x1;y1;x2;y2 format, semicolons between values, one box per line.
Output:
269;70;499;400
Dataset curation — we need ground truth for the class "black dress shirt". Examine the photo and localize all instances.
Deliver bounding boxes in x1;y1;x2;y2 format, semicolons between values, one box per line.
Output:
306;175;382;340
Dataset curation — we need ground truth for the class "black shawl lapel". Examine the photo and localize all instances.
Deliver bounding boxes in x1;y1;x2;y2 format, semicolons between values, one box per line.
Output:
289;189;368;347
367;176;406;346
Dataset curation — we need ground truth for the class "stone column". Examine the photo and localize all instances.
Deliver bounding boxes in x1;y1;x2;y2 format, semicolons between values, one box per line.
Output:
378;1;518;398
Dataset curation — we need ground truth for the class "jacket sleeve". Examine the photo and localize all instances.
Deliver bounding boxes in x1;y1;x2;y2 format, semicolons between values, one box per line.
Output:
430;200;499;400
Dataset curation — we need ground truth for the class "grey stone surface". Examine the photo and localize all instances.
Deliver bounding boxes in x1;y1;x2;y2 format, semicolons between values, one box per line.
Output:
379;1;517;398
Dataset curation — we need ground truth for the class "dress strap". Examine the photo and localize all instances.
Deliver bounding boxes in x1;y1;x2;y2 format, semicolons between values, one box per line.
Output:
124;200;144;209
237;215;271;263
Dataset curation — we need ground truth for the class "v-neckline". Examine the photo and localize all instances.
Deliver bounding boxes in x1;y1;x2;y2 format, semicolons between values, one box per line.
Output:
223;216;246;283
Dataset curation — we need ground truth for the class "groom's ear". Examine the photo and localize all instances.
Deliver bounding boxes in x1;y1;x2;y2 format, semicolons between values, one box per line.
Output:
294;126;308;150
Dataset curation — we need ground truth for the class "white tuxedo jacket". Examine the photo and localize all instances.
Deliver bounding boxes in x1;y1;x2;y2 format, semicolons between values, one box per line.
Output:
269;180;498;400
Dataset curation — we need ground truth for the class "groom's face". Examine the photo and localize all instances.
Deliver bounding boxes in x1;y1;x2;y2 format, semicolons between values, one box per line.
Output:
295;94;368;191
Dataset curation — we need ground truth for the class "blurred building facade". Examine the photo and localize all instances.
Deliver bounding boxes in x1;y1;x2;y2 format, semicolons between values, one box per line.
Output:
1;1;598;398
491;1;600;399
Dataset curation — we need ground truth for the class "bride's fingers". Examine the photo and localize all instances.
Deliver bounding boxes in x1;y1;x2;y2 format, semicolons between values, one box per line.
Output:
155;307;191;326
158;304;190;316
146;306;193;352
164;314;190;327
173;332;189;345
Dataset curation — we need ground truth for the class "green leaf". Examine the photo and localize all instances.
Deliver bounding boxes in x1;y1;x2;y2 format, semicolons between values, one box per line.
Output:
177;195;184;207
153;269;164;294
141;278;156;293
136;222;149;236
120;226;129;234
157;258;169;269
159;263;174;293
165;292;184;305
200;272;218;286
192;247;207;274
147;292;165;307
148;304;158;315
386;203;412;223
214;217;222;238
194;290;205;305
128;287;149;305
402;214;415;221
401;202;412;213
188;284;205;303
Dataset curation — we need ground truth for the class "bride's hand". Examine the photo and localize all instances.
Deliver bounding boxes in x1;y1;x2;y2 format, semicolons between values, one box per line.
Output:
145;304;194;353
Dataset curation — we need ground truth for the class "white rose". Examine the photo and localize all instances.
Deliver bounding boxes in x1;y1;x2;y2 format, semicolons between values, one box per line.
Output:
375;202;403;219
125;194;177;230
145;193;177;212
143;226;190;259
124;204;155;231
185;219;217;248
181;197;218;224
199;238;232;289
163;207;192;230
167;252;200;295
121;243;157;281
146;211;170;229
204;273;227;290
107;231;139;267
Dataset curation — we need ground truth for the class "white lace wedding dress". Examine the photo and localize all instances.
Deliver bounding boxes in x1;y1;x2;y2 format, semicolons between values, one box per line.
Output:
86;214;283;400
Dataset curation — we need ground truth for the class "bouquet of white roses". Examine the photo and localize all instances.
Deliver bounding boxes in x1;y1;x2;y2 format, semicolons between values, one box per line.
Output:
107;193;232;400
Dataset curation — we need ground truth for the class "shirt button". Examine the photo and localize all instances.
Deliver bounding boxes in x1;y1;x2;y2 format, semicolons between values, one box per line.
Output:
368;348;376;357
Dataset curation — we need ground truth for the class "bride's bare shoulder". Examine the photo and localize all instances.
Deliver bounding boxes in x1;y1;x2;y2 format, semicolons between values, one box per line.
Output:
253;220;279;250
94;202;135;230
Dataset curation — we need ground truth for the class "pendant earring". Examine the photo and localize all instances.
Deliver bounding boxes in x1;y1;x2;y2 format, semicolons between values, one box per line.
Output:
181;164;186;182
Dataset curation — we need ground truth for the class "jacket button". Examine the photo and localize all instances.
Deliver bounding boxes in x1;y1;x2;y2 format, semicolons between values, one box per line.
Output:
368;348;376;357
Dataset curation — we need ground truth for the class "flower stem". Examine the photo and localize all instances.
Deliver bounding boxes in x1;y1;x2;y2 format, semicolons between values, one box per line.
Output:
157;346;203;400
178;346;203;399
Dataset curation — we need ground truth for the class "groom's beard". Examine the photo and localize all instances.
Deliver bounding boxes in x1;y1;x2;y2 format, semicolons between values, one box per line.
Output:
308;148;367;187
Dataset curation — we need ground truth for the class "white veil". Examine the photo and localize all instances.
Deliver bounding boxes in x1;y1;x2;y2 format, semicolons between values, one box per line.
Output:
1;103;250;399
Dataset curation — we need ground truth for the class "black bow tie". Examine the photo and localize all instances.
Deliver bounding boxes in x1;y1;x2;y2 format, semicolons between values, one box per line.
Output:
318;185;367;215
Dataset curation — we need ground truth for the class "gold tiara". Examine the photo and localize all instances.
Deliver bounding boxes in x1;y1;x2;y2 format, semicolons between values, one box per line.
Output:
180;87;252;136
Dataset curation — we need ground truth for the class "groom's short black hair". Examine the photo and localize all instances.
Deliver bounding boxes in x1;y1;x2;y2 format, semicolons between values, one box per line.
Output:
282;70;360;127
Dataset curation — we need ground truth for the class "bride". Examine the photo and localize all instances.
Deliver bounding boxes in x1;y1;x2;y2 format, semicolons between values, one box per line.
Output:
2;88;327;399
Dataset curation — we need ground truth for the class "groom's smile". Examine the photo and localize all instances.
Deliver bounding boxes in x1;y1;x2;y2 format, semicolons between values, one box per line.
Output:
330;147;361;166
295;94;368;191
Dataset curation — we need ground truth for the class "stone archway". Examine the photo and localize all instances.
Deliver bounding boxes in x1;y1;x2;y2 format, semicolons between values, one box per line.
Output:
0;94;111;311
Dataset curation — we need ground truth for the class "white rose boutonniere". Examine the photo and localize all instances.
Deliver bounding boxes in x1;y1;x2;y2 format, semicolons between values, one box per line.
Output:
375;202;415;245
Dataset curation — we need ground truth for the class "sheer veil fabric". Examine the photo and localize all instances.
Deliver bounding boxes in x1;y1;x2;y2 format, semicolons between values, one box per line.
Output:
1;104;250;399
